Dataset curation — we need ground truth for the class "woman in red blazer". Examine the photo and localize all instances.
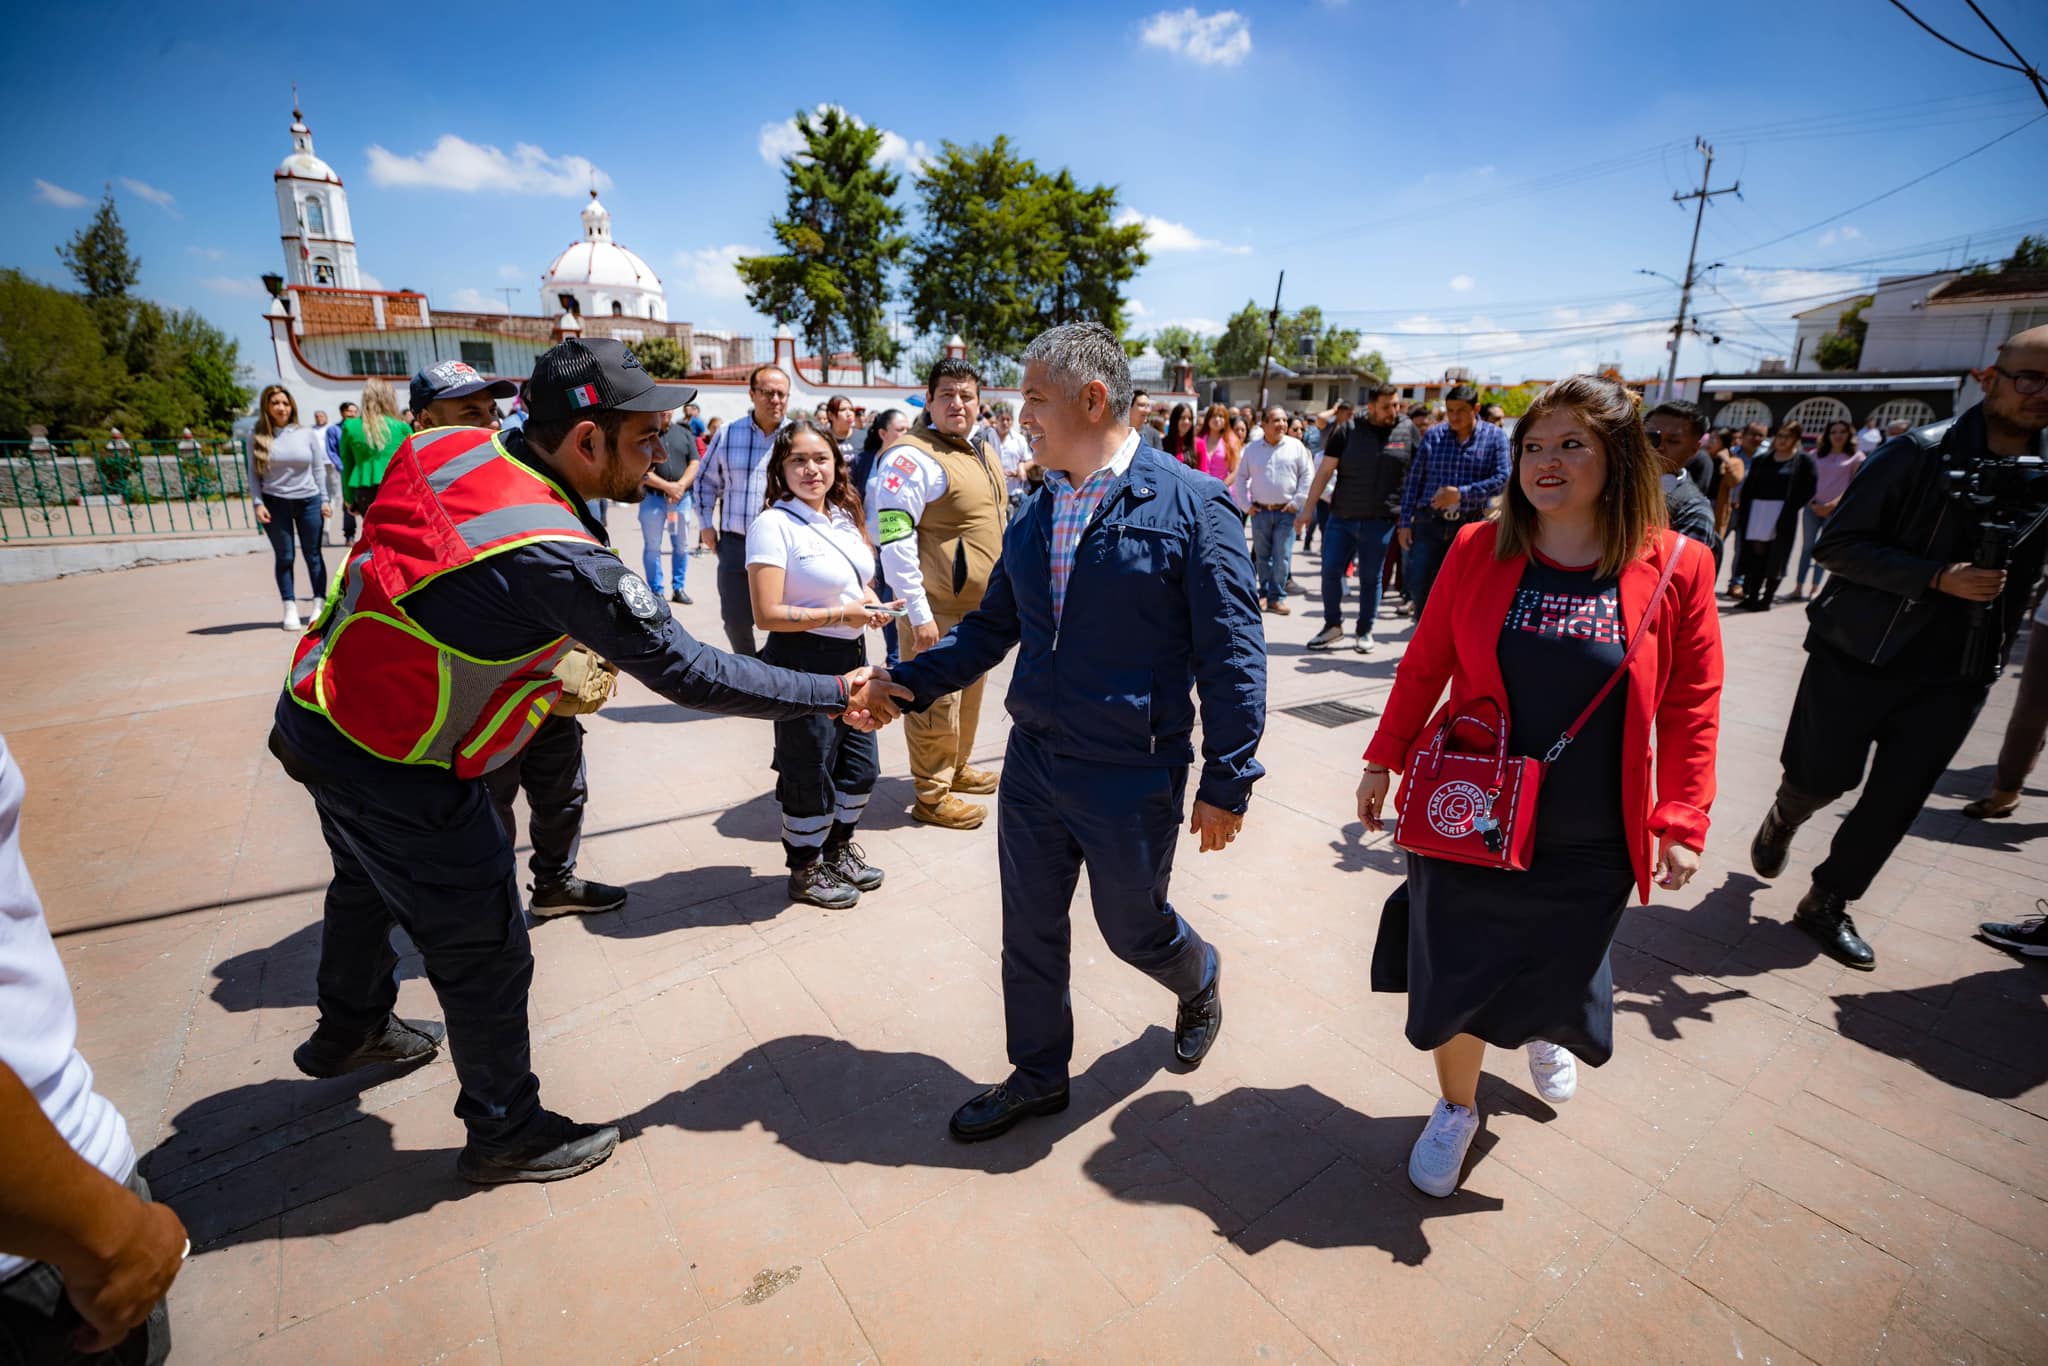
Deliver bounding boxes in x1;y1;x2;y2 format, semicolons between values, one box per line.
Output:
1355;375;1724;1199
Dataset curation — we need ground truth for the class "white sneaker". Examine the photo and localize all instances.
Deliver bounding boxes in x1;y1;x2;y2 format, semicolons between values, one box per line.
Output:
1526;1041;1578;1103
1408;1098;1480;1198
1354;632;1377;654
282;602;302;631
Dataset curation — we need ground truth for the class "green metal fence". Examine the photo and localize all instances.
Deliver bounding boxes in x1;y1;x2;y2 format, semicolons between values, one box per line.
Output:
0;439;259;541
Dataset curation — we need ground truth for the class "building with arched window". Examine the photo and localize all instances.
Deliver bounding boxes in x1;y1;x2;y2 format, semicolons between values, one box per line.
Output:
273;101;360;290
540;193;668;324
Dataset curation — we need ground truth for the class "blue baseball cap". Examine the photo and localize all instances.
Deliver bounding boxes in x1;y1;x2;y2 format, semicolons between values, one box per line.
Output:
409;359;519;414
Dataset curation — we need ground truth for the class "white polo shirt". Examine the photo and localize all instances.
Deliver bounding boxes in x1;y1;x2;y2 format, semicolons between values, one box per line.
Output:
746;498;876;641
0;735;137;1279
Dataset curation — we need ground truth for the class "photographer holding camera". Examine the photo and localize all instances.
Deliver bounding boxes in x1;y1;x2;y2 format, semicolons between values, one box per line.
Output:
1751;326;2048;970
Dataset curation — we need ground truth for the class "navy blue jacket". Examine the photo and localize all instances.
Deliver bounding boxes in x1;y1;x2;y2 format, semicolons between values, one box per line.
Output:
889;442;1268;812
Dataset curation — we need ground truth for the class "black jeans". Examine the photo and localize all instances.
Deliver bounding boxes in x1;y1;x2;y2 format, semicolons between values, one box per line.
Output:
1405;513;1458;616
0;1171;170;1366
260;494;327;602
1776;640;1988;901
761;632;879;865
483;714;588;887
296;767;541;1149
715;532;758;657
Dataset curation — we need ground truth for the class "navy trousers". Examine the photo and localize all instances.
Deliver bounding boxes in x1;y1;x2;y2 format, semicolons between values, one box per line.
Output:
997;728;1212;1095
303;772;541;1149
1405;513;1457;616
483;714;588;886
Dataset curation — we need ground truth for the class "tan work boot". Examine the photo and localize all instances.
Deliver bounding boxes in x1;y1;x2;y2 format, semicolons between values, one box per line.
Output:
953;765;1000;795
913;795;987;830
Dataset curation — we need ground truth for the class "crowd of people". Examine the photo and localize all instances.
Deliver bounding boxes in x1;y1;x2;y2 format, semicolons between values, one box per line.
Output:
5;314;2045;1364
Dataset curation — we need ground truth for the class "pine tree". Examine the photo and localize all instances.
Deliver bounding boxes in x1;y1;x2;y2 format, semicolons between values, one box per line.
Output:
57;187;140;301
738;107;909;378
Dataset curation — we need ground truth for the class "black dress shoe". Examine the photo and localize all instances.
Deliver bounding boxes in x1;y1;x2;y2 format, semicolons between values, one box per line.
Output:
948;1080;1070;1143
1751;802;1796;879
457;1111;621;1184
293;1015;446;1079
1174;948;1223;1067
1793;887;1875;970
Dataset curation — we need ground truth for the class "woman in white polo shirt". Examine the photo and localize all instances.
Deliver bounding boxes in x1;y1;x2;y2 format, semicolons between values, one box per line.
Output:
747;421;903;909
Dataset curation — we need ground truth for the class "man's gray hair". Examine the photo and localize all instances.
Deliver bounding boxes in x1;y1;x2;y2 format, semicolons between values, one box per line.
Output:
1021;322;1133;421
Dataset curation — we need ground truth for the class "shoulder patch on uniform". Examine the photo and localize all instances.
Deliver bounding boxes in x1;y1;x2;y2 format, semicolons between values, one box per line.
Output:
877;508;915;545
889;452;920;476
614;570;664;623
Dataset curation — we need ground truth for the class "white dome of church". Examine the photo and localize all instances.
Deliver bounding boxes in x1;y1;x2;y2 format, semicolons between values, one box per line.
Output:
275;106;340;186
541;192;668;322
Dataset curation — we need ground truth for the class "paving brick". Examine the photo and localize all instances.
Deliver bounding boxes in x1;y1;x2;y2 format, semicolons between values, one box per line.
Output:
1075;1256;1330;1364
483;1186;704;1366
1535;1238;1814;1366
1689;1184;1911;1362
665;1259;872;1364
242;1250;495;1366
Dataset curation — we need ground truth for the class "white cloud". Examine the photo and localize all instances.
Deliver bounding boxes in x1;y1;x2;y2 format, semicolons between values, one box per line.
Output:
496;263;526;281
444;287;510;314
1114;208;1251;255
365;135;610;197
1724;267;1867;305
34;178;89;208
357;269;386;291
1817;225;1864;248
675;245;756;300
1164;316;1225;336
1449;274;1475;292
119;177;177;214
199;275;266;298
1128;298;1150;318
1141;9;1252;66
186;245;227;261
757;105;929;174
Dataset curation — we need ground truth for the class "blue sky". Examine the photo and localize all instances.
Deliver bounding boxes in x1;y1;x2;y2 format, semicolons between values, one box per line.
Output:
5;0;2045;386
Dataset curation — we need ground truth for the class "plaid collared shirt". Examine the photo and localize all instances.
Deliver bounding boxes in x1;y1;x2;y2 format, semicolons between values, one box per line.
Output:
1045;432;1139;626
694;413;787;536
1400;420;1512;527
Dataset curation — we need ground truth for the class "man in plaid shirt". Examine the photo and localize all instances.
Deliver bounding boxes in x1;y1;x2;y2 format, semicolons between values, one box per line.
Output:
694;364;790;656
1398;383;1511;614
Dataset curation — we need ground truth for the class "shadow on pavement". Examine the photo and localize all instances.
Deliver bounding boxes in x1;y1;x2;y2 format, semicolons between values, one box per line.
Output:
188;622;290;636
1081;1083;1503;1266
1832;960;2048;1100
1328;821;1405;876
628;1031;1173;1177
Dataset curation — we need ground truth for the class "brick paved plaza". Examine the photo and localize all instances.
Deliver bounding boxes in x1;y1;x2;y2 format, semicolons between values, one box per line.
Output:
1;534;2042;1365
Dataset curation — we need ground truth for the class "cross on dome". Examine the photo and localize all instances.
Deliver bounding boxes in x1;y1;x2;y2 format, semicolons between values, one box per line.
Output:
581;190;612;244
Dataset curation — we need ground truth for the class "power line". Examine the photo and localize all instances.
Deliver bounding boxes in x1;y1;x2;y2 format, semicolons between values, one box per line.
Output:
1964;0;2048;108
1885;0;2029;72
1721;113;2048;259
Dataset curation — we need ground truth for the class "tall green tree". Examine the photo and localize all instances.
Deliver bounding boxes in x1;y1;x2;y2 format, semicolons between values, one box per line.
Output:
1211;301;1369;377
738;106;909;376
2003;234;2048;271
1025;169;1149;335
56;188;139;302
907;139;1148;359
0;269;119;437
1136;324;1218;375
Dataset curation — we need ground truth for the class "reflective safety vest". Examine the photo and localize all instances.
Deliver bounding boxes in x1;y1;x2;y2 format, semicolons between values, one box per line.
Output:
286;426;600;778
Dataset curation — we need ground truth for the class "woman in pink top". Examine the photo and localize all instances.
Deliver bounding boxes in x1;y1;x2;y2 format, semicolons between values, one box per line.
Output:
1194;403;1240;485
1789;419;1866;600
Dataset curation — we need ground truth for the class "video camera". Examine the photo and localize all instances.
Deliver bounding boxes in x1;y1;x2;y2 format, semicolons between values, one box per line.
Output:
1942;451;2048;680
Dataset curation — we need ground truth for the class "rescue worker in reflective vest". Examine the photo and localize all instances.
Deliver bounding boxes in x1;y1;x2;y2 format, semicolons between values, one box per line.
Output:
406;359;628;919
267;338;885;1185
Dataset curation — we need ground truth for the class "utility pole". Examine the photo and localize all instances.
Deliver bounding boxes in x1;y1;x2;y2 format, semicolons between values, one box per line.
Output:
1256;270;1284;411
1664;139;1738;399
496;287;520;312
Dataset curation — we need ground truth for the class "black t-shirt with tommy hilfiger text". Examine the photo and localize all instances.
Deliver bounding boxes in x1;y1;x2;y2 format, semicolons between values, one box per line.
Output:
1497;553;1629;848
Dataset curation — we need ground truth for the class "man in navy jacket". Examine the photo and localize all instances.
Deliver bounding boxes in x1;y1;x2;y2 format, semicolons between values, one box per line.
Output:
858;322;1267;1142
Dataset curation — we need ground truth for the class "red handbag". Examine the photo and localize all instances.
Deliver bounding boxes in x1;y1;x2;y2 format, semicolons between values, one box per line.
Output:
1392;541;1686;871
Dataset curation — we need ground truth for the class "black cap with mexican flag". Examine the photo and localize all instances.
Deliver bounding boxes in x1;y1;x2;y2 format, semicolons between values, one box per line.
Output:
522;337;695;425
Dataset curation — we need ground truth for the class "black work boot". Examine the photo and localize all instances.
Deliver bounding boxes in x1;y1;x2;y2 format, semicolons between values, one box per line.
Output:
788;856;860;909
1793;885;1875;970
529;875;629;917
457;1109;620;1185
293;1015;446;1079
821;833;884;892
1750;801;1799;879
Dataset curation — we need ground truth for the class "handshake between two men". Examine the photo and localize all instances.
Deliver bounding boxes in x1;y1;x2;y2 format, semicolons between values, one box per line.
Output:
835;666;914;733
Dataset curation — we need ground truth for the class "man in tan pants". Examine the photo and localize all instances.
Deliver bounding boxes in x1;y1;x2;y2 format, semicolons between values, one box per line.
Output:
869;357;1010;828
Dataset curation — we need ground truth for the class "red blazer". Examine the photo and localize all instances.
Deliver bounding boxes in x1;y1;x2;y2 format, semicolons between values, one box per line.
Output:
1364;522;1723;904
